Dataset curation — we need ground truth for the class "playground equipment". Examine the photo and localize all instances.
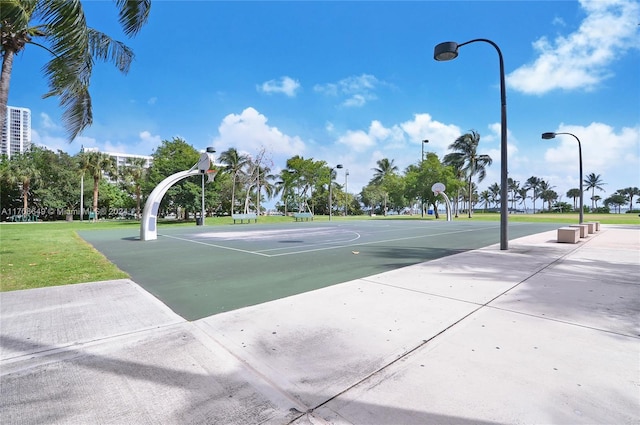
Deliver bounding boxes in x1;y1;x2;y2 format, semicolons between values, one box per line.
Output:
140;151;218;241
432;182;452;221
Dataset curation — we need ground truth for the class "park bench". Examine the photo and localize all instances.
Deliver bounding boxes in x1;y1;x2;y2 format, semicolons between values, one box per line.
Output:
584;221;599;233
569;224;589;238
231;213;257;224
557;227;580;244
293;212;313;222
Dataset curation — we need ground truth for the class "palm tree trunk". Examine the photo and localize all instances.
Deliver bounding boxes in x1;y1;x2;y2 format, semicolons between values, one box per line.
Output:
93;177;99;222
22;181;28;214
0;49;15;130
136;186;141;219
467;177;472;218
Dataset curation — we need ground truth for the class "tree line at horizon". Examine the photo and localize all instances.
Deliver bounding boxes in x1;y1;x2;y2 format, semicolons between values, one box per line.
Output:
1;132;638;222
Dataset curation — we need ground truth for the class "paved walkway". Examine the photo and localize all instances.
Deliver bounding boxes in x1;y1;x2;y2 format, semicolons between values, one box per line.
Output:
1;225;638;424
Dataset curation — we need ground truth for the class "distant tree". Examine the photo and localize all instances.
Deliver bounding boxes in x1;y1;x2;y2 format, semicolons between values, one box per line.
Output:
619;187;640;211
219;148;249;214
540;189;558;211
31;146;78;218
583;173;606;209
146;137;200;219
488;182;500;209
84;152;116;221
119;157;148;219
1;152;40;215
537;180;555;211
404;152;459;218
517;187;529;211
371;158;399;185
370;158;399;216
443;130;492;218
479;190;491;212
604;193;627;214
507;178;520;211
566;188;581;211
0;0;151;140
524;176;543;213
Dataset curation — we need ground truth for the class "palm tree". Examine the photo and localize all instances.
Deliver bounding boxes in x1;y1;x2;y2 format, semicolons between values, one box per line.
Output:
1;153;40;216
371;158;398;185
538;180;555;211
443;130;492;218
488;182;500;209
479;190;491;212
0;0;151;140
619;187;640;211
507;178;520;211
583;173;606;209
219;148;249;214
84;152;115;221
517;187;528;211
524;176;543;214
120;157;148;219
566;188;581;211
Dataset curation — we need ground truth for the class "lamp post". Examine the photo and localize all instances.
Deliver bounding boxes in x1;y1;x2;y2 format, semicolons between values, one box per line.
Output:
344;169;349;216
329;164;343;221
421;139;429;217
542;132;583;223
422;139;429;161
434;39;509;250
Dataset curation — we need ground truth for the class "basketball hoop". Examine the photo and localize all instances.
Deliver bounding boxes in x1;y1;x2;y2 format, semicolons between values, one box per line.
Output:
206;169;218;183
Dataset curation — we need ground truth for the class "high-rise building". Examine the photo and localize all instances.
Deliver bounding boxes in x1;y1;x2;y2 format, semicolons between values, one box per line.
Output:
1;106;32;159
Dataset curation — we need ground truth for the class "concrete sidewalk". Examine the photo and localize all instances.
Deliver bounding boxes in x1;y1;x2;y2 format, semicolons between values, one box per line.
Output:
1;226;638;424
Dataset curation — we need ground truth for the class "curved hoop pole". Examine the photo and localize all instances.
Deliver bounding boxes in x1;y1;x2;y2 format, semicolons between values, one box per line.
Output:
140;169;203;241
434;191;453;222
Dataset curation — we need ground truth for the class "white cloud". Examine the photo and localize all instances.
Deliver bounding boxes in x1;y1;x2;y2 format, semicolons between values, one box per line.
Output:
399;113;461;152
257;76;301;97
314;74;381;107
39;112;60;130
214;107;306;157
507;0;640;94
544;122;639;180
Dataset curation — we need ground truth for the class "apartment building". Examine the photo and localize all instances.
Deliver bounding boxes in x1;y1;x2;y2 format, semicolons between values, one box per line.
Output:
1;106;31;159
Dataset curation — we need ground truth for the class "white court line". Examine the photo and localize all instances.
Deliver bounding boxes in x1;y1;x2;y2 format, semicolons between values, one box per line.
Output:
160;224;500;258
267;225;499;257
255;230;362;253
160;234;271;257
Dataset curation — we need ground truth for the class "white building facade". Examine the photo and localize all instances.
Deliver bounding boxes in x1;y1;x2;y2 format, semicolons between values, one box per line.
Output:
1;106;31;159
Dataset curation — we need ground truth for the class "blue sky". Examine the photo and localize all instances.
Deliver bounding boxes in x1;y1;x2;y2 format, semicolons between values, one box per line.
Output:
8;0;640;208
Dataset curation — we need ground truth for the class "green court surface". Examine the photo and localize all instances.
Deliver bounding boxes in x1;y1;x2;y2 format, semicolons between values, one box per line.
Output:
79;220;562;320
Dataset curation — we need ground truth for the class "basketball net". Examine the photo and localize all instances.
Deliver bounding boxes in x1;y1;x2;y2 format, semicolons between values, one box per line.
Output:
206;169;218;183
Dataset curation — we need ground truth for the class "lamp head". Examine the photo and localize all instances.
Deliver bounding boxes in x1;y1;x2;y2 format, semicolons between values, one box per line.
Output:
434;42;459;61
541;132;556;140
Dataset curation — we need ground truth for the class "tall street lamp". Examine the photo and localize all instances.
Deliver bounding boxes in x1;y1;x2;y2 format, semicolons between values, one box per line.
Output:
421;139;429;217
344;169;349;216
434;39;509;250
329;164;343;221
542;132;583;223
422;139;429;161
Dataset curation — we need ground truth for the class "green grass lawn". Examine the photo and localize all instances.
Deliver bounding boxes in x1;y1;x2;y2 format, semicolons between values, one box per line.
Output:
1;213;638;292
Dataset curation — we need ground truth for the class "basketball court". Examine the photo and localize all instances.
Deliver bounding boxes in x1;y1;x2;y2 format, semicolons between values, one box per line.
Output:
79;219;562;320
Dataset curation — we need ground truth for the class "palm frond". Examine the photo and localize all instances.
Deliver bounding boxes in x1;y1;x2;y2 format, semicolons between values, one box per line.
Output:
115;0;151;36
88;28;134;73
